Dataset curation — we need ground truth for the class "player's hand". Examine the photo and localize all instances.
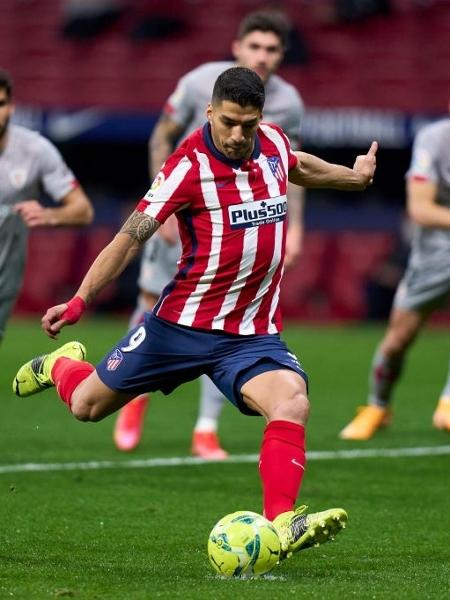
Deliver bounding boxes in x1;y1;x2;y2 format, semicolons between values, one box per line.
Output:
284;224;303;270
353;141;378;189
41;297;86;339
14;200;51;227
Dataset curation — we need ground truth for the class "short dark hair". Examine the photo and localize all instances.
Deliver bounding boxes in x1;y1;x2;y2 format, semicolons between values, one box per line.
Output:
0;68;13;100
212;67;265;110
237;10;290;48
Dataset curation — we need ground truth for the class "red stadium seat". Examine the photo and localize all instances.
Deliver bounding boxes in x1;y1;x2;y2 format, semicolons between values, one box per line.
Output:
14;229;79;314
1;0;449;112
327;232;395;319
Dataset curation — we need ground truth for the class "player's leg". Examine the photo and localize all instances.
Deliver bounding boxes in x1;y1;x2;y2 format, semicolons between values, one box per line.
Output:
0;295;18;344
241;369;347;558
340;306;425;440
432;354;450;431
241;368;308;520
63;366;135;421
113;236;180;451
341;272;450;440
113;290;155;451
113;392;149;451
13;340;135;417
192;374;228;459
15;313;207;426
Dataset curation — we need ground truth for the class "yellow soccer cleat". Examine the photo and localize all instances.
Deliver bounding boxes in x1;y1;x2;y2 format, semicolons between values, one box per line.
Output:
339;405;392;440
13;341;86;397
432;396;450;432
273;505;347;559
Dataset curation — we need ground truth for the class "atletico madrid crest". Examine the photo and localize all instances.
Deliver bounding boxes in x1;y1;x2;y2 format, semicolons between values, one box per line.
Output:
267;156;284;182
106;349;123;371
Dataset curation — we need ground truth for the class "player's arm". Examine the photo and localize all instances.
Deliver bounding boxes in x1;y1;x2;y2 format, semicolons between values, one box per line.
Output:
76;211;161;305
284;99;306;267
148;115;185;244
41;211;161;338
407;178;450;228
289;142;378;190
14;187;94;228
285;182;304;268
148;114;185;178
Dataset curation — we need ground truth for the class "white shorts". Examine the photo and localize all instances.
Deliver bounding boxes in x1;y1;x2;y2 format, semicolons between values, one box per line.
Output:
137;236;181;296
394;265;450;312
0;295;16;340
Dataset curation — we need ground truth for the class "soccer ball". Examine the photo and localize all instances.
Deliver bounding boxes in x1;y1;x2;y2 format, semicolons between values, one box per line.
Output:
207;510;281;577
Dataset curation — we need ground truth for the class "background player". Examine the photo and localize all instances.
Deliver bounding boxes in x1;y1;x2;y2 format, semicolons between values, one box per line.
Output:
340;107;450;440
0;68;94;343
114;10;306;456
14;67;377;560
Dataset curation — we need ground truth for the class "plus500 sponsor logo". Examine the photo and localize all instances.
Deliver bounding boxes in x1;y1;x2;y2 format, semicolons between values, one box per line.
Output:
228;196;287;229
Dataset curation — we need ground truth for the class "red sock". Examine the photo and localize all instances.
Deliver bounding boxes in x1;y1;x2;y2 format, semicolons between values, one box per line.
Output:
259;420;306;521
51;357;94;410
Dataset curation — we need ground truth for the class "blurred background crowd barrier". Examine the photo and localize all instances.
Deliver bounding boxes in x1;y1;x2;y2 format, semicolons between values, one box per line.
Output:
3;0;450;322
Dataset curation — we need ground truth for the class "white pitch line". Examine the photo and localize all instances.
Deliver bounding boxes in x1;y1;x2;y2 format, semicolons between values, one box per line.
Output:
0;445;449;475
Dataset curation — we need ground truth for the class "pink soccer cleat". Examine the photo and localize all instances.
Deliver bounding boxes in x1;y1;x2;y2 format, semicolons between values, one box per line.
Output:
113;395;149;451
192;431;228;460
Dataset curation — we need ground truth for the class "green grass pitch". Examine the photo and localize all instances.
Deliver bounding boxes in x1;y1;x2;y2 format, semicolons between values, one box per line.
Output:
1;317;449;599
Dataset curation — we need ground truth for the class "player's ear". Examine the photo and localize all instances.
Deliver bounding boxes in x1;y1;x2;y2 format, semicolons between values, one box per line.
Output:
206;103;213;123
231;39;241;60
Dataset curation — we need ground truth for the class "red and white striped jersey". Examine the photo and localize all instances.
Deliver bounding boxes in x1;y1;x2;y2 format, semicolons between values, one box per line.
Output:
137;122;298;335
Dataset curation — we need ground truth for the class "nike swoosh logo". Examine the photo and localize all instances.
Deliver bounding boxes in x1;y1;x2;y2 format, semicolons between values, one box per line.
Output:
291;458;305;469
216;179;234;189
47;109;103;141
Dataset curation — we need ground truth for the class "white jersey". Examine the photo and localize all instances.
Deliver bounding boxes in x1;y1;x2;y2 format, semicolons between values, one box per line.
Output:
165;61;304;148
0;125;76;302
406;118;450;280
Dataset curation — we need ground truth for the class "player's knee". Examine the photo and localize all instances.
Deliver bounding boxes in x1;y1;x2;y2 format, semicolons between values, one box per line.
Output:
70;402;90;422
283;387;310;422
267;384;310;424
70;397;104;422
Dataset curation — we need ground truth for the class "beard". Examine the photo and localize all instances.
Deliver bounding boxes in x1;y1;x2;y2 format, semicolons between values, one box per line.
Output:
223;142;251;159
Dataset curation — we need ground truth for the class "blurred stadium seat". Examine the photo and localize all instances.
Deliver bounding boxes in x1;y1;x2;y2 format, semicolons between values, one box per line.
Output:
328;232;395;319
15;227;118;315
1;0;449;112
6;0;450;323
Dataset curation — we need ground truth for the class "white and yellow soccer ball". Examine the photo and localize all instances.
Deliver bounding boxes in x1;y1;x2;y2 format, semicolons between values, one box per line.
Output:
207;510;281;577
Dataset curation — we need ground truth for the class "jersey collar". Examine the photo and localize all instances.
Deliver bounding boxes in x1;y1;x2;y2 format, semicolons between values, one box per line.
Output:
202;123;261;169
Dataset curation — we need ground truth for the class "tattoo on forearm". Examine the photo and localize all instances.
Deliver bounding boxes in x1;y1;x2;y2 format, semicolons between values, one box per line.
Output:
120;211;160;242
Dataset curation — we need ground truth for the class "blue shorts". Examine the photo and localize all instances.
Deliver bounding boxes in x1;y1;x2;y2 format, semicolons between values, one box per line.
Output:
96;314;308;416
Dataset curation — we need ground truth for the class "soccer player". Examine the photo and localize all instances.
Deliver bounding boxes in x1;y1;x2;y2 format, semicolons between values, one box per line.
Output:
340;111;450;440
14;67;377;558
0;68;94;343
114;9;306;457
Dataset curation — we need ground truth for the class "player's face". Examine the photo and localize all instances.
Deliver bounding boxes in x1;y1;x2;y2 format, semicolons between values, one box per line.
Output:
232;31;284;82
0;89;14;141
207;100;262;160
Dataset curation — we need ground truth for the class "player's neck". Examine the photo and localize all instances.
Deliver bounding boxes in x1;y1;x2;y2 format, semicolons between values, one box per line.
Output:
203;123;261;167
